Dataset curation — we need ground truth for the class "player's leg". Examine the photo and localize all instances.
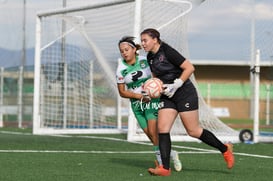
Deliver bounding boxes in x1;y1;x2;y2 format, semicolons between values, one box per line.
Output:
146;100;181;170
157;108;177;169
148;108;177;176
177;84;234;169
144;126;183;171
137;119;163;167
147;119;163;166
133;105;161;166
179;110;234;169
146;100;162;166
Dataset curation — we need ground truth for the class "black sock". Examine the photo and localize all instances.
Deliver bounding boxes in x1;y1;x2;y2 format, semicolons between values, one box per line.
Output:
159;133;171;169
199;129;227;153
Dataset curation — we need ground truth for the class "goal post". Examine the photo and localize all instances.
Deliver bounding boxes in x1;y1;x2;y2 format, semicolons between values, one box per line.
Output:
33;0;239;143
33;0;133;135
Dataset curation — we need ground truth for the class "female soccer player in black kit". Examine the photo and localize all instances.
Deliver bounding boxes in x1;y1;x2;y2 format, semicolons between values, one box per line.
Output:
140;28;234;176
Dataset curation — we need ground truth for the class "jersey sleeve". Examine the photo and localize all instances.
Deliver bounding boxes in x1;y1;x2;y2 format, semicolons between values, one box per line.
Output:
163;43;186;67
116;63;125;84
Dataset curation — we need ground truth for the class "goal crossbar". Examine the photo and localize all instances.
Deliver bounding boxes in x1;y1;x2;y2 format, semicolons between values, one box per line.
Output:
37;0;135;17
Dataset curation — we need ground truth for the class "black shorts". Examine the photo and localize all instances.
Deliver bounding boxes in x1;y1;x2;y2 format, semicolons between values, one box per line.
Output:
159;81;199;112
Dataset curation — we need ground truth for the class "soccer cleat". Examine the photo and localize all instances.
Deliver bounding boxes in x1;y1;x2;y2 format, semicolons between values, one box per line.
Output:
148;165;171;176
223;143;234;169
172;150;182;172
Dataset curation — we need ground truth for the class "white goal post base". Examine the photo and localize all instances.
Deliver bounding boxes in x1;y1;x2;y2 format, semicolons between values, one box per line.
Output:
33;128;126;135
258;136;273;143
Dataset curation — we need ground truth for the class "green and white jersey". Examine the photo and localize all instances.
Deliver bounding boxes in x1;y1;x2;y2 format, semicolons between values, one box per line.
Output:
116;56;151;94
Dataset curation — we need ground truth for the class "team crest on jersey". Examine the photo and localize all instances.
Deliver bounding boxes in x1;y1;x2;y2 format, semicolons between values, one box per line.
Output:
159;55;165;62
139;60;148;69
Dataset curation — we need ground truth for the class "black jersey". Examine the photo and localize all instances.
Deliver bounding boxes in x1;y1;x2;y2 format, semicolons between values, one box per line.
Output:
147;42;186;84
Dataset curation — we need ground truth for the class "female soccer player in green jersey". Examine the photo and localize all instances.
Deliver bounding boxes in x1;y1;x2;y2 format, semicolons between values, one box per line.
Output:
116;36;182;172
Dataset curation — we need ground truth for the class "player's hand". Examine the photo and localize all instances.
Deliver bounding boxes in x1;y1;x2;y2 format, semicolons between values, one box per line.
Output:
163;78;184;98
141;91;151;103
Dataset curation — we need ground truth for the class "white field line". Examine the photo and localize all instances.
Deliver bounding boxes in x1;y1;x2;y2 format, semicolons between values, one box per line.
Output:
0;150;212;154
1;131;273;159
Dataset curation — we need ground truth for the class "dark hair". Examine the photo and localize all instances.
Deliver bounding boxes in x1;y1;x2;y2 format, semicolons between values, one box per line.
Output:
118;36;141;50
140;28;161;43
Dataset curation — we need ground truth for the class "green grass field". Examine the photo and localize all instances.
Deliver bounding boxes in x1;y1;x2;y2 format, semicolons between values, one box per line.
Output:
0;128;272;181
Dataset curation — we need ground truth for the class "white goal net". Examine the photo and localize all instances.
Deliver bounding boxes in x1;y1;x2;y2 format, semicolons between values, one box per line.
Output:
33;0;239;142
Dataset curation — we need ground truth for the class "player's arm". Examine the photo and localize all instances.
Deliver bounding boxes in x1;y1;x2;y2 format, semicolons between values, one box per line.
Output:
162;59;194;98
117;83;142;100
178;59;195;82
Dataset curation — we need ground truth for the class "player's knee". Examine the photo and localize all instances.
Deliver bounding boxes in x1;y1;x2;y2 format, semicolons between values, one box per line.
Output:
187;129;202;138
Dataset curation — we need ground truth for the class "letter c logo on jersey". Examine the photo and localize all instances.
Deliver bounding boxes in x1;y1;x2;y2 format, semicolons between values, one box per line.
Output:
185;103;190;108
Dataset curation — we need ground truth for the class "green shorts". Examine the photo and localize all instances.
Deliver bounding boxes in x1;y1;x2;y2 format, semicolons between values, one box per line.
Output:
130;98;160;129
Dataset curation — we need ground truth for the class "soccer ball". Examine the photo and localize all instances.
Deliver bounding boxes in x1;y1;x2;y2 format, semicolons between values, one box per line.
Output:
143;78;163;98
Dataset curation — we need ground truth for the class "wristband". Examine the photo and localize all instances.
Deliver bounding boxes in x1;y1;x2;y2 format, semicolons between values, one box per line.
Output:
174;78;184;88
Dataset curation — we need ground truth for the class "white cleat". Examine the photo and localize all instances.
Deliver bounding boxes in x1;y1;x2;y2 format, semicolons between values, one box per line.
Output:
172;150;182;172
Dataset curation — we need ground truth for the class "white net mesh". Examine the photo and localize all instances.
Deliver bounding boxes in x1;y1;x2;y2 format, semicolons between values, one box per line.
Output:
33;0;239;142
